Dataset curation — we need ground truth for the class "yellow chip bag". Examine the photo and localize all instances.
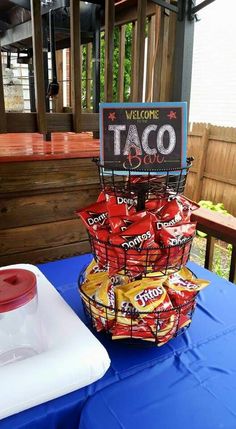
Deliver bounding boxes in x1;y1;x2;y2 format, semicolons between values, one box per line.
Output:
124;278;171;314
85;258;106;281
115;282;140;325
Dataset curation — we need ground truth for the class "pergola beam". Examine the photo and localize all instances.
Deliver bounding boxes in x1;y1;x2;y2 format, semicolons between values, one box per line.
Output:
151;0;178;14
171;0;195;117
192;0;216;15
10;0;31;10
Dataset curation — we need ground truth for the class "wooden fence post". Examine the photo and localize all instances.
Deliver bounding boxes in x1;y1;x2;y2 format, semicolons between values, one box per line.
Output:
204;236;216;271
229;245;236;283
193;124;209;202
104;0;115;102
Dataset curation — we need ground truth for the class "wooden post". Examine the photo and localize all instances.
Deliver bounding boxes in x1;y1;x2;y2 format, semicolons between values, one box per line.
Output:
30;0;47;133
0;51;6;133
104;0;115;102
133;0;147;102
130;21;137;101
118;25;125;102
165;11;177;101
229;245;236;283
160;3;170;101
52;50;63;113
152;6;163;101
193;125;209;202
145;16;155;102
205;236;215;271
70;0;81;132
67;48;71;107
86;43;92;111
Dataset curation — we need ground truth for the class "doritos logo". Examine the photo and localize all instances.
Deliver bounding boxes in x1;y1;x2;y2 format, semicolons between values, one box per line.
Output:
87;211;108;226
121;231;151;251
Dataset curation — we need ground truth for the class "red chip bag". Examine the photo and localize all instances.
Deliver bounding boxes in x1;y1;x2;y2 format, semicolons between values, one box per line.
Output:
91;228;117;271
165;267;210;315
106;193;136;217
145;198;168;214
96;190;106;202
109;214;158;277
155;198;186;233
76;200;108;232
109;211;155;233
129;175;166;185
177;195;199;212
153;223;196;271
111;321;155;341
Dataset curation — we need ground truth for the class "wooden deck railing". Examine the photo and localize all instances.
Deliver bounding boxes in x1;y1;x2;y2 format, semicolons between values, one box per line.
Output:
191;208;236;284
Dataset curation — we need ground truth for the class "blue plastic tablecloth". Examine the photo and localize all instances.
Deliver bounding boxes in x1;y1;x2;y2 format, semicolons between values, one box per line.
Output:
1;255;236;429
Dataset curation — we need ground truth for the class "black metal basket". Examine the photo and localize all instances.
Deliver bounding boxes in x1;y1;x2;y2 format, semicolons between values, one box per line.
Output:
88;231;195;278
94;157;193;201
78;271;197;346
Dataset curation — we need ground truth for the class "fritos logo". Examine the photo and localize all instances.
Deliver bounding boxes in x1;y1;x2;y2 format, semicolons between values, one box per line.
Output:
134;287;164;307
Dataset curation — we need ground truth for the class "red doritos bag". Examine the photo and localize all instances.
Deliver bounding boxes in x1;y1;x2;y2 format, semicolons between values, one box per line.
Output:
109;214;158;277
106;193;137;217
76;200;108;232
154;223;196;271
109;211;156;233
155;198;186;233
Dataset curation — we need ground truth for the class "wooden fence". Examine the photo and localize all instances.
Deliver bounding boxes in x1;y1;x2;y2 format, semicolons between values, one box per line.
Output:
185;123;236;217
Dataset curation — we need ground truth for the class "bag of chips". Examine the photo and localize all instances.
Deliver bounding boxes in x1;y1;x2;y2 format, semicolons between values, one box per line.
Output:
109;211;153;233
109;214;158;277
76;200;108;232
106;193;137;217
155;198;187;233
164;267;210;314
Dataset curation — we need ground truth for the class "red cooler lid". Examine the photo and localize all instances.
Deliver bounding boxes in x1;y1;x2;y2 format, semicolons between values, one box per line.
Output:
0;269;37;313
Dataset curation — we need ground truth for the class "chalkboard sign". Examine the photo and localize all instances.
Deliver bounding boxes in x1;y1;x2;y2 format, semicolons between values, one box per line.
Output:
99;102;187;171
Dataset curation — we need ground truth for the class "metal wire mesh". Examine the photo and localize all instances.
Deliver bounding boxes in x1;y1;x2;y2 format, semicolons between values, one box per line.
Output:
94;157;193;199
88;231;195;278
79;274;197;346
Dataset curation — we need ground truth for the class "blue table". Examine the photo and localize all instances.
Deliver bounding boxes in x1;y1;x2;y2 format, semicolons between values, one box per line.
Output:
1;255;235;429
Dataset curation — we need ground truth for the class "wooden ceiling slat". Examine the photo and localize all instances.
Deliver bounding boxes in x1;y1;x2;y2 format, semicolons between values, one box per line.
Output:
30;0;47;133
